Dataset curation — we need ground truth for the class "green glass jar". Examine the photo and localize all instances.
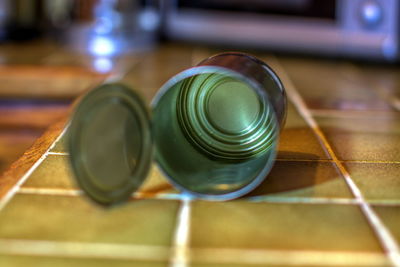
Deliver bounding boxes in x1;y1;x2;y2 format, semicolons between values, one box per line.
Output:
68;52;286;205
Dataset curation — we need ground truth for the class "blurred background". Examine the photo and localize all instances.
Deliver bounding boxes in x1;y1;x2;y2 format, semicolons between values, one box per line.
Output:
0;0;399;174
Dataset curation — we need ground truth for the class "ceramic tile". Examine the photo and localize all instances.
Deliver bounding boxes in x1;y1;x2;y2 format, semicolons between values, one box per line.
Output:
138;165;177;195
190;264;255;267
278;58;392;111
50;135;67;153
315;114;400;161
190;201;382;252
3;44;400;267
344;162;400;201
0;66;104;99
278;102;329;160
372;206;400;244
246;160;353;199
0;255;166;267
356;64;400;101
122;44;196;103
22;154;175;195
0;194;179;246
43;48;137;70
22;155;76;189
189;256;390;267
191;264;294;267
190;264;311;267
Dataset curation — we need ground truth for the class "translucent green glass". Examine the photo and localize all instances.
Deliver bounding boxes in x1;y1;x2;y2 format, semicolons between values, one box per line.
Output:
152;67;279;200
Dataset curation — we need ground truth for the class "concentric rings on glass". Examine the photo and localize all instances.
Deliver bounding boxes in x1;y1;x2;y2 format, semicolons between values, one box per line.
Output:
68;52;287;205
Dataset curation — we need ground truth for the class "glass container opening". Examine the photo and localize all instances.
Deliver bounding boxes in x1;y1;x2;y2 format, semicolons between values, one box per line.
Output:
152;67;279;200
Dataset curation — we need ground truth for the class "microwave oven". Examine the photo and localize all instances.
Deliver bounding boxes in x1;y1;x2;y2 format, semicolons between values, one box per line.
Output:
163;0;399;61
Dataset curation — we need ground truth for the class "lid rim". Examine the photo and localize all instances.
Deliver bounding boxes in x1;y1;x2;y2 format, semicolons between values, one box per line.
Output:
68;83;152;205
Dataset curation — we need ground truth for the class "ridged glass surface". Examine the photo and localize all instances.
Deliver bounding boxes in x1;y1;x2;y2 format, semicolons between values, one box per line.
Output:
153;70;279;199
177;73;277;160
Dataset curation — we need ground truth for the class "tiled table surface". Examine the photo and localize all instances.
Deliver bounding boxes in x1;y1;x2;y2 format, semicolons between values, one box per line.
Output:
0;44;400;266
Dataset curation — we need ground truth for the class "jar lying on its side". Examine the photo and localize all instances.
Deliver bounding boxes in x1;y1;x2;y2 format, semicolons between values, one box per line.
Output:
68;52;287;205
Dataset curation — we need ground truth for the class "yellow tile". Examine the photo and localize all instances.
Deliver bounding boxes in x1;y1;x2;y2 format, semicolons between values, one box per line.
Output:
190;201;382;252
0;255;166;267
344;163;400;201
190;264;266;267
122;44;196;103
278;103;329;160
316;114;400;161
279;58;391;111
139;165;177;195
190;260;390;267
373;205;400;244
246;161;352;199
22;155;76;189
356;64;400;101
189;249;393;267
0;194;179;246
22;154;176;196
50;136;67;153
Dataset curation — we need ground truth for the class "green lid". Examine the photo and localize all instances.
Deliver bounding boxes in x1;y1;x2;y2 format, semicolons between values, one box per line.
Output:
68;83;152;205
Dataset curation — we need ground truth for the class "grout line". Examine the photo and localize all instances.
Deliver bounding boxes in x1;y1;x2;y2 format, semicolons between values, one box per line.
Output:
369;201;400;207
47;152;69;156
271;56;400;267
26;152;400;165
24;152;400;164
17;187;185;201
342;160;400;164
133;192;184;200
20;187;400;206
278;158;400;164
0;238;389;266
310;109;400;118
19;187;83;196
247;196;360;205
192;248;388;266
0;239;170;261
169;197;191;267
276;158;333;162
0;127;68;212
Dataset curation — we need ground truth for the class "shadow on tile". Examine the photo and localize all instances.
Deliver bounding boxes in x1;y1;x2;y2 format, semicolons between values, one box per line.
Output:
138;165;177;196
277;151;322;160
278;128;330;160
245;157;353;199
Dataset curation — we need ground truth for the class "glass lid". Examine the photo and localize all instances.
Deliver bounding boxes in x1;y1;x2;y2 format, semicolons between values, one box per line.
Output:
68;83;152;205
